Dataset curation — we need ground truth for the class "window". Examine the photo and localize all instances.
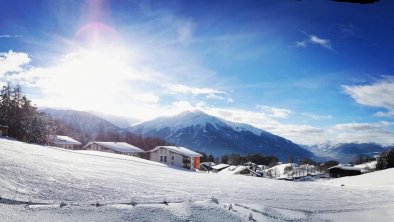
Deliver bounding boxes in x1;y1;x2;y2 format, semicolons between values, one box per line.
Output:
160;156;163;162
172;156;174;160
164;156;167;162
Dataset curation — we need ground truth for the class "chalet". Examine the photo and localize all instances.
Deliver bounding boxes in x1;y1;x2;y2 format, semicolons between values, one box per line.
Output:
0;125;8;137
84;141;145;157
53;135;81;150
328;164;362;178
148;146;202;170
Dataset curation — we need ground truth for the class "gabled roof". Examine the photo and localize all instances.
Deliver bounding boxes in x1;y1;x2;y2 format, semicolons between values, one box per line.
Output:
211;163;230;170
84;141;145;153
53;135;81;145
149;146;202;158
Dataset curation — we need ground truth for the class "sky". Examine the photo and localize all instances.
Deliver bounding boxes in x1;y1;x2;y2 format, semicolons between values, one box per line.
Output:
1;0;394;145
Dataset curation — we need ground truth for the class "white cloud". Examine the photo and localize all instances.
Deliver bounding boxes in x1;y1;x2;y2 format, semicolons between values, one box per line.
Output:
257;105;292;119
309;35;333;50
343;76;394;117
330;121;394;145
302;113;333;120
296;31;334;51
0;51;31;77
166;84;225;96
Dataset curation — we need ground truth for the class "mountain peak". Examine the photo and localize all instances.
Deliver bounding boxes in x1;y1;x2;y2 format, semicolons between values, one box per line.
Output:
178;109;209;117
128;110;313;161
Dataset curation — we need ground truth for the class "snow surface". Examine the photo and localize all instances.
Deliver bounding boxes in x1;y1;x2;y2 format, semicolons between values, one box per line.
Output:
1;138;394;221
322;167;394;187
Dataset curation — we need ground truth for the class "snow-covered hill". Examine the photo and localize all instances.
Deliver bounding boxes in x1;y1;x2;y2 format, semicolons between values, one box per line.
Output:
128;110;313;161
1;138;394;221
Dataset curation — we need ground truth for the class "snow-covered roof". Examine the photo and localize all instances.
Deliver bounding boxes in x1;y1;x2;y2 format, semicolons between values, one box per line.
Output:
353;161;377;172
53;135;81;145
217;165;250;175
329;164;362;171
84;142;145;154
211;163;230;170
149;146;202;157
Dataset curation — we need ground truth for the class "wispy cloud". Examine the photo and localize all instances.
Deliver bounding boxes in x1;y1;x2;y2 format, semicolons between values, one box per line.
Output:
256;105;292;119
177;20;195;45
302;113;333;120
342;76;394;117
0;35;22;38
165;83;231;101
296;30;335;51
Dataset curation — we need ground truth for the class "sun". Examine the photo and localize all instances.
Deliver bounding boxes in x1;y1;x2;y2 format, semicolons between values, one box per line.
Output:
35;22;140;113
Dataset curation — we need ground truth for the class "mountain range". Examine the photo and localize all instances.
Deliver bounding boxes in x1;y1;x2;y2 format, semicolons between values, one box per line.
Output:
303;142;390;163
41;108;391;163
127;110;314;161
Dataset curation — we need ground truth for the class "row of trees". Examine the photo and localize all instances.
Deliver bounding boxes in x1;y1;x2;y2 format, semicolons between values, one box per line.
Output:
0;83;55;144
199;152;279;167
376;148;394;170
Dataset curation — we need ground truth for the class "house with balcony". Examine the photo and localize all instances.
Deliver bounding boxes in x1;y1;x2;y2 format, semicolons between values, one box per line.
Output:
148;146;202;170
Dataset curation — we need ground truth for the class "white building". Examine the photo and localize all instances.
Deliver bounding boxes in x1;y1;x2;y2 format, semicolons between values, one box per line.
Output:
53;135;81;150
148;146;202;170
84;141;145;157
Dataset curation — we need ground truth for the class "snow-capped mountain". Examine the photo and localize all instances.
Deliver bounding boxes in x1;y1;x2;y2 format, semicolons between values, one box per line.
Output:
128;110;313;161
304;142;388;163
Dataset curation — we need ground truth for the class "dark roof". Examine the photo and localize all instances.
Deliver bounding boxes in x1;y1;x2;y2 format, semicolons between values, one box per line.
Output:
0;125;9;129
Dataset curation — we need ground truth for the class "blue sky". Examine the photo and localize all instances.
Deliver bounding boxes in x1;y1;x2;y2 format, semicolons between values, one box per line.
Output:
1;0;394;145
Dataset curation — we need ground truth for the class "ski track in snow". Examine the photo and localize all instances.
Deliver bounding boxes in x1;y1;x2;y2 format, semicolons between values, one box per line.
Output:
1;139;394;221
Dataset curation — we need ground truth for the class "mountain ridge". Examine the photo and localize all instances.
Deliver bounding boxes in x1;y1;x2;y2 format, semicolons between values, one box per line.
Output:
128;110;314;161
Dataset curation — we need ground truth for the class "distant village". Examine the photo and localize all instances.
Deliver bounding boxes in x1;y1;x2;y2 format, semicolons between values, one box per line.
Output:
46;134;379;180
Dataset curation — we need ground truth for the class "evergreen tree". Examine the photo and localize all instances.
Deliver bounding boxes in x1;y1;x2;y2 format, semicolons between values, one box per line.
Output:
0;83;55;144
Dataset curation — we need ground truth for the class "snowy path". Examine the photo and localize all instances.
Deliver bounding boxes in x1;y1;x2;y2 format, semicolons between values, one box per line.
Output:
1;139;394;221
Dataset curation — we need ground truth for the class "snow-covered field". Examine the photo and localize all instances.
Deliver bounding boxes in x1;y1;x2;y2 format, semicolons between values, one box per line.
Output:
1;138;394;221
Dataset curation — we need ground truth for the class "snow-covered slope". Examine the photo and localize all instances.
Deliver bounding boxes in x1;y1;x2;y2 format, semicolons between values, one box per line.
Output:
1;138;394;221
323;167;394;187
128;110;313;161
